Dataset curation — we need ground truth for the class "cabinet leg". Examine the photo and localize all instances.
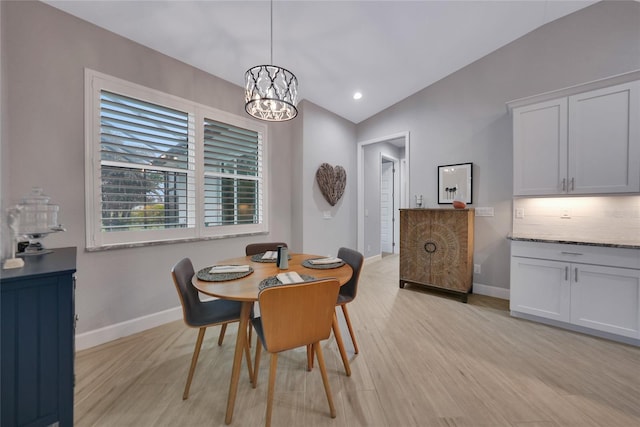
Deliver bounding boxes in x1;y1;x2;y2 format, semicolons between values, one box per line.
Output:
399;281;405;289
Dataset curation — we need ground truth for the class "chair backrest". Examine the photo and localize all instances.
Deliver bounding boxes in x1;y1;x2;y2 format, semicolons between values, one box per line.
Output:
337;247;364;299
258;279;340;354
171;258;202;327
245;242;288;256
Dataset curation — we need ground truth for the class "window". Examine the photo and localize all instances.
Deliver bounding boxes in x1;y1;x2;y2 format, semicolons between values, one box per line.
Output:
203;118;263;227
85;69;268;249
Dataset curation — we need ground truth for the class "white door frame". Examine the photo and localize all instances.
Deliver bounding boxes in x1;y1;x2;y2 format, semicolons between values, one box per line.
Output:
357;131;410;255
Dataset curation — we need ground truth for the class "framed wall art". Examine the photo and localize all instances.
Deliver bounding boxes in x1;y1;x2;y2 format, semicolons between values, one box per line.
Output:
438;162;472;204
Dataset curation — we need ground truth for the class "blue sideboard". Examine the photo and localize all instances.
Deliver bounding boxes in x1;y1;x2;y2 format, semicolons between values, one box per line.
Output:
1;247;77;427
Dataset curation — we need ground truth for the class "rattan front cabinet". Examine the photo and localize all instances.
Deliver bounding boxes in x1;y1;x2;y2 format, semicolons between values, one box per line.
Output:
399;209;474;302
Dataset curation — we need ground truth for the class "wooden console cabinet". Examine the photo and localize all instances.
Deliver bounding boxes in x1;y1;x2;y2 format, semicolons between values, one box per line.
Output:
399;209;474;302
1;247;77;427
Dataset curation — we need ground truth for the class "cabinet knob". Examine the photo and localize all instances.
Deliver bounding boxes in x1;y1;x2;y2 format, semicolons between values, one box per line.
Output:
424;241;437;253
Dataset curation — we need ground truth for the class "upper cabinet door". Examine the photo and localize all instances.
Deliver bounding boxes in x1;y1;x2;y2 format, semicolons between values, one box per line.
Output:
568;81;640;194
513;98;568;196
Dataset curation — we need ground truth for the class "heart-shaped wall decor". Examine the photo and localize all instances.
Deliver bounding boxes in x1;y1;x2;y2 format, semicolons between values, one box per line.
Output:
316;163;346;206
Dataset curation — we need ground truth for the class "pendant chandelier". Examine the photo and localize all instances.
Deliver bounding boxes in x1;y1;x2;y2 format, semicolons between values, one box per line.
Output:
244;0;298;121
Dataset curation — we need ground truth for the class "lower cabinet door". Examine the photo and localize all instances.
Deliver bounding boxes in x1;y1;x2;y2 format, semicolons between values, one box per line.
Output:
571;264;640;338
510;257;571;322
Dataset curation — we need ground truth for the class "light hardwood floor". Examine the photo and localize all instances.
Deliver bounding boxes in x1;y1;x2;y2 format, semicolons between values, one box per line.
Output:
74;254;640;426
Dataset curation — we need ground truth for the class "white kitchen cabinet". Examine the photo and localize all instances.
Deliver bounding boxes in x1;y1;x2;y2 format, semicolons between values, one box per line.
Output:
510;257;570;322
512;98;567;196
568;81;640;194
510;240;640;343
570;264;640;339
511;78;640;196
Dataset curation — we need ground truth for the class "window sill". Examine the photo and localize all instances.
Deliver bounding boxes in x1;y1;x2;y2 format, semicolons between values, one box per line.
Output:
85;231;269;252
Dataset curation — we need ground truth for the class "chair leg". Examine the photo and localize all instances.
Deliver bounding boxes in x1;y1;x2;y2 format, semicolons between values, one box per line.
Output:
341;304;359;354
244;329;254;385
183;327;206;400
314;341;337;418
252;339;262;388
332;313;351;376
306;344;313;371
218;323;228;345
265;353;279;427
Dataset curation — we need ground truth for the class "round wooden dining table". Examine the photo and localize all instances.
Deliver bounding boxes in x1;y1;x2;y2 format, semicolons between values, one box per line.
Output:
193;253;353;425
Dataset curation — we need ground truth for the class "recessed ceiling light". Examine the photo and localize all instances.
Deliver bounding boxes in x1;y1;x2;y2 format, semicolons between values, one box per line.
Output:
353;92;362;100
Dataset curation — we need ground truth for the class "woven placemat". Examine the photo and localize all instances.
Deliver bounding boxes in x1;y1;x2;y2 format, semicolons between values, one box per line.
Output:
251;253;292;263
196;265;254;282
302;258;345;269
258;274;316;290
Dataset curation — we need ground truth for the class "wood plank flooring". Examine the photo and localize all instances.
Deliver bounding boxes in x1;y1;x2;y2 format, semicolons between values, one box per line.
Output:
74;254;640;426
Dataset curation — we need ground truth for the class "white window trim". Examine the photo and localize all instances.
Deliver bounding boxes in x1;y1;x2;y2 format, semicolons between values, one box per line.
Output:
84;68;269;250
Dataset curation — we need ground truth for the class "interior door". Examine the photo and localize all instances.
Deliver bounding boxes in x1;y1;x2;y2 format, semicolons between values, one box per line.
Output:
380;160;394;253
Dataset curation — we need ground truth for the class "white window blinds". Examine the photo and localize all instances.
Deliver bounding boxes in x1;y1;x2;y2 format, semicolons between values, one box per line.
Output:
99;90;195;232
203;118;263;227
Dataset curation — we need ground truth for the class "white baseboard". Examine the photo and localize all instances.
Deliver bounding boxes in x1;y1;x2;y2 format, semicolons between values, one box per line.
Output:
75;306;183;351
364;254;382;264
473;282;510;300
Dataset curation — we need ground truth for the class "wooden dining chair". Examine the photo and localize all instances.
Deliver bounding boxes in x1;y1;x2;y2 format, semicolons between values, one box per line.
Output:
244;242;288;345
335;247;364;354
245;242;288;256
306;247;364;376
171;258;253;400
250;279;341;427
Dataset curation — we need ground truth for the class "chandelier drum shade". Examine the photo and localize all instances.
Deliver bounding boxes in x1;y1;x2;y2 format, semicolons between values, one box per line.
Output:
245;65;298;121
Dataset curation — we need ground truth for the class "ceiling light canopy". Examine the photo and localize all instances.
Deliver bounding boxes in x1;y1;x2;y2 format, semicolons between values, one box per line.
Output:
244;1;298;122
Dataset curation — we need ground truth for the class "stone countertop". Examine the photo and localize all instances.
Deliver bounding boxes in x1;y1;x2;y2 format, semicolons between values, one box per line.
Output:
507;234;640;250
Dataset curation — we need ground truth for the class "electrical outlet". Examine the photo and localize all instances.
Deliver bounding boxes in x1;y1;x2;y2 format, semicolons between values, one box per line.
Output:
474;264;481;274
515;208;525;219
475;207;494;217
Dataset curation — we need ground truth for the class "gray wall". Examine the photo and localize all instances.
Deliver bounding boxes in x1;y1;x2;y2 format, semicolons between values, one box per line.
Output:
299;101;357;256
0;1;356;336
356;0;640;290
0;1;6;259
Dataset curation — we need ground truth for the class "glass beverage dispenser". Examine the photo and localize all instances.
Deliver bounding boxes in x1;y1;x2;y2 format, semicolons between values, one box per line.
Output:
14;187;65;255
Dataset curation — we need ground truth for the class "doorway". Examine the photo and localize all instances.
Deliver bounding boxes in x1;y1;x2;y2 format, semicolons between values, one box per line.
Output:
357;131;410;258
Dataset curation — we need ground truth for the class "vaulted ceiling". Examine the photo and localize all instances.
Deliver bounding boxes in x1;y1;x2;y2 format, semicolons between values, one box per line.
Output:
45;0;596;123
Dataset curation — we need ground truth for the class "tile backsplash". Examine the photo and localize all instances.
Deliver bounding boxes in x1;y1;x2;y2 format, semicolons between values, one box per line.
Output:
512;196;640;245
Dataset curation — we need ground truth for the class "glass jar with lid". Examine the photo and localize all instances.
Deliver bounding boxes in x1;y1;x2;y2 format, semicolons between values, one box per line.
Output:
15;187;65;255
